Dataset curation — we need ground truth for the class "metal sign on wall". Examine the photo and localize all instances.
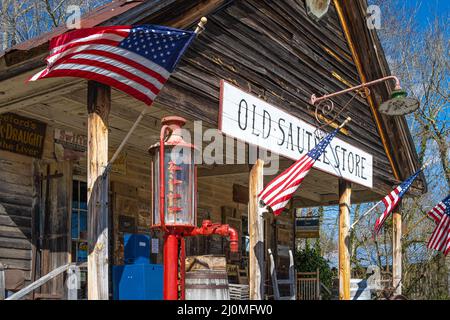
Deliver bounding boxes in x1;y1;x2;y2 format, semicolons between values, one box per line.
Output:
0;113;47;158
218;80;373;188
54;128;87;152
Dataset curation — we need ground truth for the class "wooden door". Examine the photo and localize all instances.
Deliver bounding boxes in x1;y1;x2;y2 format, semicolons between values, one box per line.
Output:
37;161;72;298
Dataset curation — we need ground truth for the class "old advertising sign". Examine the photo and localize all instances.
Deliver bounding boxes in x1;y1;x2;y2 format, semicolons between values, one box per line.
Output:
54;128;87;152
0;113;46;158
296;217;320;238
219;80;373;188
54;128;87;160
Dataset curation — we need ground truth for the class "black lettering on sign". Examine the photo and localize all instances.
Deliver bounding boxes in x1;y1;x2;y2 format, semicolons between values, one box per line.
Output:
251;104;259;137
355;154;361;177
278;118;286;146
361;157;367;180
348;151;354;174
334;145;341;169
262;110;271;139
341;147;347;171
296;127;305;154
0;113;46;158
238;99;248;130
286;122;294;151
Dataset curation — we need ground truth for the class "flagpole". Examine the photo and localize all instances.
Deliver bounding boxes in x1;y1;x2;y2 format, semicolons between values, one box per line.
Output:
259;117;352;215
350;158;432;232
339;117;352;129
350;200;382;231
103;17;208;176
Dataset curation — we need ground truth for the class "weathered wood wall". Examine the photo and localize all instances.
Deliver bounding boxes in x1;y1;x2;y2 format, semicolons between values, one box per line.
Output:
0;151;33;279
136;0;397;195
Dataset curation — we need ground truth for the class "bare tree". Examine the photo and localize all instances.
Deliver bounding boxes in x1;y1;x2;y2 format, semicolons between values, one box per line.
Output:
351;0;450;299
0;0;110;51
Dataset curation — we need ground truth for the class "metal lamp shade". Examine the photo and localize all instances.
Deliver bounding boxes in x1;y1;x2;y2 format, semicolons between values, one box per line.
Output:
378;90;420;116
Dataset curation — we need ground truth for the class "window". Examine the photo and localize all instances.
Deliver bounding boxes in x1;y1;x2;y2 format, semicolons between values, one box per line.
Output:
71;180;88;263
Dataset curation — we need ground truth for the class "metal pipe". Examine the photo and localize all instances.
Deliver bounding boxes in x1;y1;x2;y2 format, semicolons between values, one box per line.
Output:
186;220;239;253
163;233;179;300
310;75;401;105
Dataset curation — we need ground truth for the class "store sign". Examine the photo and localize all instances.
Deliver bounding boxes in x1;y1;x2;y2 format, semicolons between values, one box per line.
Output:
219;80;373;188
54;128;87;152
0;113;46;158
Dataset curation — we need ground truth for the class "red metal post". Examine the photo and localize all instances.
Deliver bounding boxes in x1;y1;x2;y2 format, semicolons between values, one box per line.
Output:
180;237;186;300
163;233;179;300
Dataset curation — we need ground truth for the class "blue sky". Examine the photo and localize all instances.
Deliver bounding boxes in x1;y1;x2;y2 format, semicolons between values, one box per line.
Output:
397;0;449;29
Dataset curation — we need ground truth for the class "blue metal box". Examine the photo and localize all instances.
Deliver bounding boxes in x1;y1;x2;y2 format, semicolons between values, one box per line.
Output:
112;264;163;300
123;233;151;264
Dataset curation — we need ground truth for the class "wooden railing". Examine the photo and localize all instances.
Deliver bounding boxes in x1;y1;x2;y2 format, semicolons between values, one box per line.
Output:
297;269;321;300
2;262;85;300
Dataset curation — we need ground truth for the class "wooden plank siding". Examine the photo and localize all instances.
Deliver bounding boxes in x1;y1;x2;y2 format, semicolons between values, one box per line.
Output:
140;0;396;194
0;151;33;280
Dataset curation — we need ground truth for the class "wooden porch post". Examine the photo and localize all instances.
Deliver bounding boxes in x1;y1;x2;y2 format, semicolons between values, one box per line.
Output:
249;159;265;300
338;179;351;300
87;80;110;300
392;206;402;295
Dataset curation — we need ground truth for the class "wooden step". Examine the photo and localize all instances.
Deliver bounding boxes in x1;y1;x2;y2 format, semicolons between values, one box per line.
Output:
33;293;63;300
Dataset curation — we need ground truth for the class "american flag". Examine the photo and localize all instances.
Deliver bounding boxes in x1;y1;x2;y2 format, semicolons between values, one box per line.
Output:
427;196;450;256
259;127;340;216
374;169;422;235
29;25;196;105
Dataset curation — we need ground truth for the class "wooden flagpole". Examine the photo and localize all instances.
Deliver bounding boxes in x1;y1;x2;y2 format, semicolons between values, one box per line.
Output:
104;17;208;174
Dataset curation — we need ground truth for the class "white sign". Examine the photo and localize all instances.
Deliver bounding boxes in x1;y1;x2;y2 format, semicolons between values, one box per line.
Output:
151;238;159;254
218;80;373;188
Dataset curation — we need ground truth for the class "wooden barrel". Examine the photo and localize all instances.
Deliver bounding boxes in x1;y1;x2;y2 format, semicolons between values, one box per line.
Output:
185;271;230;300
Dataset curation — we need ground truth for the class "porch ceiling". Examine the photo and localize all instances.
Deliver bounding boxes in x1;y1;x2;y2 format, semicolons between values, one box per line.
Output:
2;75;382;207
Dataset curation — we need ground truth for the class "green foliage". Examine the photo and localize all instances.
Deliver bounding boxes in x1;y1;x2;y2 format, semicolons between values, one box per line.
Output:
295;241;334;299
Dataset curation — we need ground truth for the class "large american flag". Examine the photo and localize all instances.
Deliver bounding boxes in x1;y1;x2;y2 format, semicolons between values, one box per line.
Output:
427;195;450;256
29;25;196;105
374;169;422;235
259;127;340;216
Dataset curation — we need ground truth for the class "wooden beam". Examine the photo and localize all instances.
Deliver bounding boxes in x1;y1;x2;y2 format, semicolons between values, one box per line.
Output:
338;179;351;300
87;80;110;300
392;206;402;295
0;263;5;300
249;159;264;300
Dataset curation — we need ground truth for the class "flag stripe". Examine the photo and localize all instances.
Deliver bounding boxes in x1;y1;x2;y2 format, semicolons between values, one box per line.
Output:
61;55;163;95
429;216;449;250
46;46;169;85
29;24;196;105
52;62;157;100
426;196;450;256
266;167;313;208
259;127;340;216
50;30;130;55
262;156;313;205
259;155;310;199
42;68;154;105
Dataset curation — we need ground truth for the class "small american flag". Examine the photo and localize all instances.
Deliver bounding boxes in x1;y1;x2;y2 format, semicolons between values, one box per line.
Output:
374;169;422;235
29;25;196;105
427;195;450;256
259;127;341;216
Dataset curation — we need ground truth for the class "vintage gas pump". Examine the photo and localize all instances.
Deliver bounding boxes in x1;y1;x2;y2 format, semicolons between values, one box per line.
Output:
149;116;238;300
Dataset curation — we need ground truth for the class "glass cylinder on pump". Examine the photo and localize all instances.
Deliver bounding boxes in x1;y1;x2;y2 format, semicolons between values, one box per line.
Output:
149;116;197;229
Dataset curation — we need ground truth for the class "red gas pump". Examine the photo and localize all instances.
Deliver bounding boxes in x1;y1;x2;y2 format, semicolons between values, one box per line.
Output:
149;116;238;300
